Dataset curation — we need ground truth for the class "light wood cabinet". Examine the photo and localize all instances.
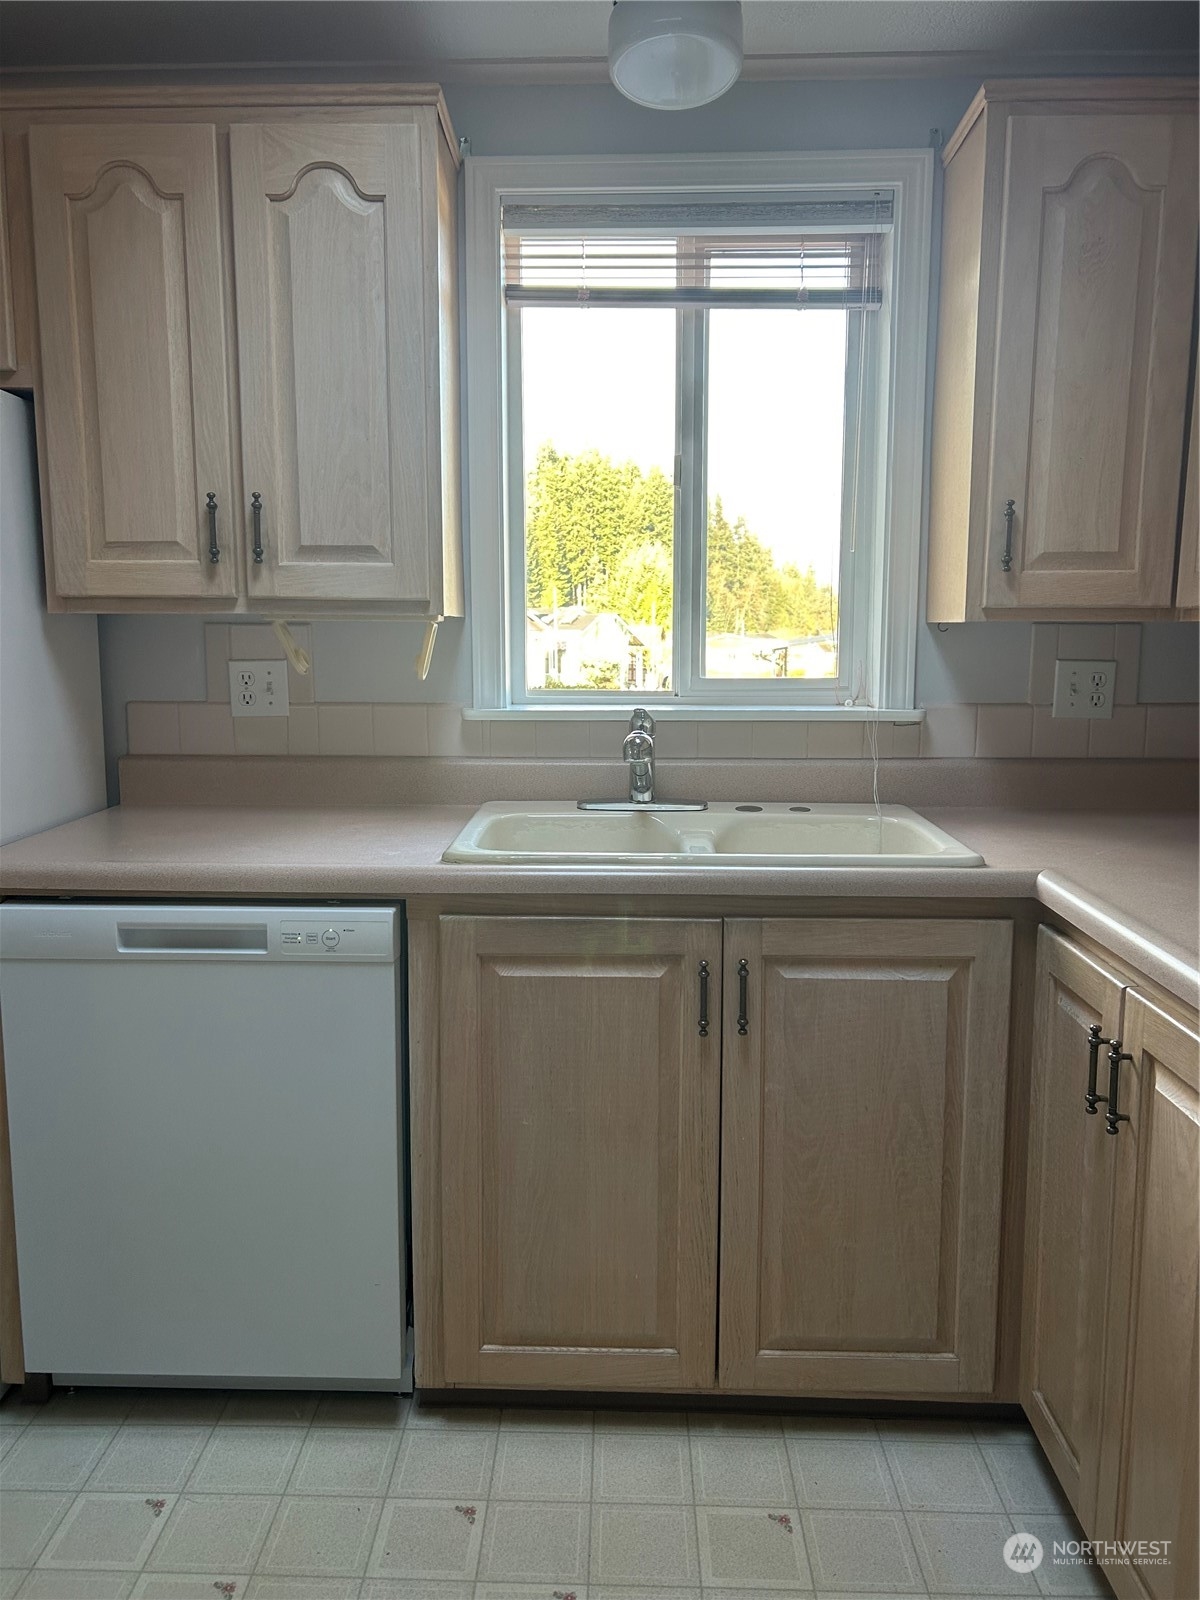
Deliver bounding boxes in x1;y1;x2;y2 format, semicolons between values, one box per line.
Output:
437;915;721;1390
1021;927;1123;1523
7;87;461;614
1022;930;1199;1597
426;912;1013;1396
719;918;1012;1395
28;123;239;601
0;134;17;379
1095;993;1199;1600
230;119;460;611
929;79;1198;620
1177;390;1198;617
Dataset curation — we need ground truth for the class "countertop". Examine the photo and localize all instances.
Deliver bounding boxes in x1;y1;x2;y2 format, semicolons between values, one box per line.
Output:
1;803;1196;1006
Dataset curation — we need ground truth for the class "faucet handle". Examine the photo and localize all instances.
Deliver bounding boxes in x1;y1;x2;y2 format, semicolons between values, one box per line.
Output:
623;729;654;762
629;707;656;736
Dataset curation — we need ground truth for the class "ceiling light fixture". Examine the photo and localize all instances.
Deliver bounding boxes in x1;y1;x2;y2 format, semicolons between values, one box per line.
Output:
608;1;744;111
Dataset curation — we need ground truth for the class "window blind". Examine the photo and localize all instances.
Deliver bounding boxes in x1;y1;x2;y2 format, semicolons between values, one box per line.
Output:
502;195;891;310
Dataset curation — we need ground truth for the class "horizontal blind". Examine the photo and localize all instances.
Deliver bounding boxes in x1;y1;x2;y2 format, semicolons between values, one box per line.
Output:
503;195;891;310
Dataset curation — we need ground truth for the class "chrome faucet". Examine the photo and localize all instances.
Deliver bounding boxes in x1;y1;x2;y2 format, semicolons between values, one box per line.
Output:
623;710;656;804
577;707;706;812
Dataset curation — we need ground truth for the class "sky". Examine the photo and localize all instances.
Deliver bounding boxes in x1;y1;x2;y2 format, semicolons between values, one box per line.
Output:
519;304;848;596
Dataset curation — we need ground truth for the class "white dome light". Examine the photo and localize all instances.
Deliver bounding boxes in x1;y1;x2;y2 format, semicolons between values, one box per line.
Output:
608;2;744;111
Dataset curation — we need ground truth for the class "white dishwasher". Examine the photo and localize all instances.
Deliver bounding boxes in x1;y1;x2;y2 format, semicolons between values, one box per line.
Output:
0;903;408;1389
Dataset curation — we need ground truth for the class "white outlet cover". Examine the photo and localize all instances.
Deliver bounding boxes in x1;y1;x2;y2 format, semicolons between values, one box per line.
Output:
229;658;290;718
1052;658;1116;720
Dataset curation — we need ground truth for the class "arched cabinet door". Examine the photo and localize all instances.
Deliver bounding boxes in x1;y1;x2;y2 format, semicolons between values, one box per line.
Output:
230;121;436;608
984;111;1197;611
29;123;238;600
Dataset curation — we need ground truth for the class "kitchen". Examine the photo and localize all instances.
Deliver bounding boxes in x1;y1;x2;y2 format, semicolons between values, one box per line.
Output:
0;1;1196;1594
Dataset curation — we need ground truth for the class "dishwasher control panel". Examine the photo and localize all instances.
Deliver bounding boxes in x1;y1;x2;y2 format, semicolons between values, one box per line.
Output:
279;920;394;958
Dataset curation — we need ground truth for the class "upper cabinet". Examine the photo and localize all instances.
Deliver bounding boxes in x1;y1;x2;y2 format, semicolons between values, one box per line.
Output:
4;88;462;615
230;120;459;612
29;123;239;601
928;79;1199;621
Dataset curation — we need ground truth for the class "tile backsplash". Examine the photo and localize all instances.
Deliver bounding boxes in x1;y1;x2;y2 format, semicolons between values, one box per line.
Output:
122;622;1200;763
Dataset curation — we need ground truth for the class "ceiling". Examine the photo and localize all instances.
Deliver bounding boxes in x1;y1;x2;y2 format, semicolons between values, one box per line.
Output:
1;0;1195;78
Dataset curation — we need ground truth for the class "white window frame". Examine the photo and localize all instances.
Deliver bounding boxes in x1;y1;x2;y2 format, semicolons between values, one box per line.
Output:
464;150;933;717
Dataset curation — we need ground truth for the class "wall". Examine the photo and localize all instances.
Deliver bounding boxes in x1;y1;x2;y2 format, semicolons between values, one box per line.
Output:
96;75;1200;788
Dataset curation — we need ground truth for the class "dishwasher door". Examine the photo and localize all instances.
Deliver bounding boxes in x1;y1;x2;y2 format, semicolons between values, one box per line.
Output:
0;903;405;1386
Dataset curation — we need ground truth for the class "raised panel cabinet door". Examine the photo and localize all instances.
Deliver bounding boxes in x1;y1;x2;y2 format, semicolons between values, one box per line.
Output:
230;122;431;606
28;123;237;599
720;918;1012;1396
984;111;1197;611
1095;993;1199;1600
439;916;721;1389
1020;928;1125;1526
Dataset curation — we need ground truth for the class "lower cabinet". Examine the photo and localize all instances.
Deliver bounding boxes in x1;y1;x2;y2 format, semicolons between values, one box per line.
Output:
719;917;1012;1395
1023;928;1199;1600
1096;991;1199;1600
438;916;721;1390
435;913;1013;1396
1022;928;1124;1520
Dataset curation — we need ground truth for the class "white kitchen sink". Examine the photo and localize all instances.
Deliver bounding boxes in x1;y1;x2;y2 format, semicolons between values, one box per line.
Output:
443;802;984;867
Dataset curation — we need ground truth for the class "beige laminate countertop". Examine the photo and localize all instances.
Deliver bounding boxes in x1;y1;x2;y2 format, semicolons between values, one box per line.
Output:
1;803;1196;1006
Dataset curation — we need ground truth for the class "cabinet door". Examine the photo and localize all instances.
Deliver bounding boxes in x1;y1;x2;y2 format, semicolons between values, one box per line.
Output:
29;124;237;599
439;916;721;1389
1096;993;1199;1600
984;112;1197;611
230;122;432;606
720;918;1012;1395
1021;928;1124;1525
1177;384;1198;615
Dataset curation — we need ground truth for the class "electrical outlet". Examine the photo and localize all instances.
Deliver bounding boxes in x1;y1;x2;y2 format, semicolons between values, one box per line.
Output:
1052;658;1116;719
229;659;289;718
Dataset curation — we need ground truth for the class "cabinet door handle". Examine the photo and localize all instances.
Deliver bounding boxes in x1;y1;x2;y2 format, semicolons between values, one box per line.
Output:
1106;1041;1133;1135
206;492;220;563
999;498;1016;572
1085;1023;1111;1114
737;958;749;1036
250;492;264;564
698;960;710;1037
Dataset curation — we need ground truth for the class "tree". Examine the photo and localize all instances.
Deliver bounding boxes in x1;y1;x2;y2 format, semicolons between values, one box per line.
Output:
524;446;837;644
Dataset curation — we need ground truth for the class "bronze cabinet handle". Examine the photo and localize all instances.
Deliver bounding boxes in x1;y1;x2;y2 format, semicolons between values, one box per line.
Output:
737;958;749;1036
1106;1041;1133;1135
206;492;220;563
251;493;264;564
1000;498;1016;572
698;960;710;1037
1085;1023;1111;1114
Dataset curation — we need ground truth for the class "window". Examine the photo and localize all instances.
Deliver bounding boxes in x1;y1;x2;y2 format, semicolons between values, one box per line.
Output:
466;155;933;714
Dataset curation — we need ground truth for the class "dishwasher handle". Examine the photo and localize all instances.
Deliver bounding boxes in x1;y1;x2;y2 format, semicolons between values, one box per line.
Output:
116;925;270;955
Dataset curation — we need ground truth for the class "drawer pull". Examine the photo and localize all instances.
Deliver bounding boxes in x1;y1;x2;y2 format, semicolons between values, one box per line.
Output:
1000;498;1016;572
698;960;710;1037
251;492;264;564
737;958;749;1036
1106;1042;1133;1136
1085;1023;1111;1115
206;492;220;563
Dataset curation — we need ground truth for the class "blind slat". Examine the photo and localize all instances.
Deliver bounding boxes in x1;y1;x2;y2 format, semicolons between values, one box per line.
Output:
502;200;887;312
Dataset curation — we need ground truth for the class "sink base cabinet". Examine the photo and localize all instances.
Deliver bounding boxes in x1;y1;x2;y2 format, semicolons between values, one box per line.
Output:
437;915;721;1391
719;918;1012;1395
425;911;1013;1397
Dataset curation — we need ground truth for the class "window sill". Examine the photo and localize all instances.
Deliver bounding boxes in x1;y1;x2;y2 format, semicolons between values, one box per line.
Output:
463;706;924;723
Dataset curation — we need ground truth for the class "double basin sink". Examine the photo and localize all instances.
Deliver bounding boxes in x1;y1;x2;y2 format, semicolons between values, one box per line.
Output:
443;802;984;868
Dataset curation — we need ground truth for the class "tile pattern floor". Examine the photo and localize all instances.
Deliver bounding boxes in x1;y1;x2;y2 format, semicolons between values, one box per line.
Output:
0;1390;1113;1599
